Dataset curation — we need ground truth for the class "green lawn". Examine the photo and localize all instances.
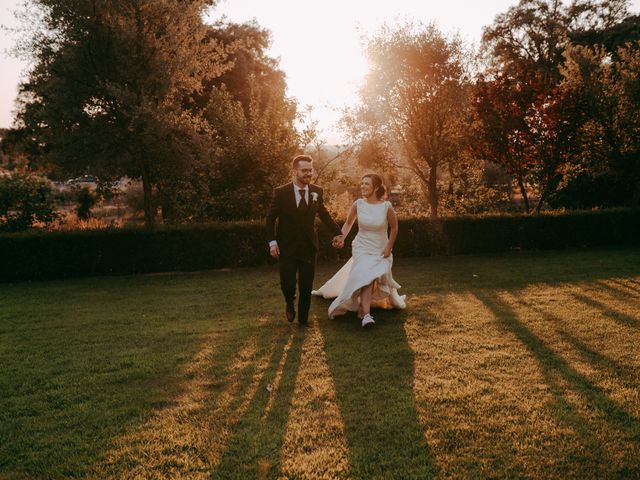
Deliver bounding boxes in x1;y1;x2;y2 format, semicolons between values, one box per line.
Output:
1;246;639;479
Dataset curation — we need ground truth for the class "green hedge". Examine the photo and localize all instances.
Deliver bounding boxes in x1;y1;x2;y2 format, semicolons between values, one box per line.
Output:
1;209;639;282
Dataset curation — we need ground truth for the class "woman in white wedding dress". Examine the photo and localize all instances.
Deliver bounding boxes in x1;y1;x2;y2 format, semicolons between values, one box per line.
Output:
312;174;406;327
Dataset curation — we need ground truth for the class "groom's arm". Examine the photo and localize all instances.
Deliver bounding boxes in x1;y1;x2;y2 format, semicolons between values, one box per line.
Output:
317;188;342;236
266;189;280;247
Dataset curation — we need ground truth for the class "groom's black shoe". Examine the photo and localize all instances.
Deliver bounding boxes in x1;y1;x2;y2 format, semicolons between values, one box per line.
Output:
285;303;296;322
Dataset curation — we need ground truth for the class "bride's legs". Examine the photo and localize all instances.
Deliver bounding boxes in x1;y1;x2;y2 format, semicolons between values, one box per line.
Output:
358;282;374;318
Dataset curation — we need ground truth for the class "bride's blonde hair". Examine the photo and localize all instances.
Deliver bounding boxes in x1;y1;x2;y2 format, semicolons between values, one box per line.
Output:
362;173;386;199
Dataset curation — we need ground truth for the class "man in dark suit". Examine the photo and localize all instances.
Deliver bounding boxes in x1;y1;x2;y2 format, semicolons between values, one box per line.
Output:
266;155;343;325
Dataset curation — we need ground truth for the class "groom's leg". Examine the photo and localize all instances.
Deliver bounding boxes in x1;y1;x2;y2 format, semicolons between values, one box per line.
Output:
297;258;316;324
279;256;297;306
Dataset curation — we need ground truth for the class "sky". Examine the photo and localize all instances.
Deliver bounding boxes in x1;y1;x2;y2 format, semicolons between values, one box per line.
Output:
2;0;639;142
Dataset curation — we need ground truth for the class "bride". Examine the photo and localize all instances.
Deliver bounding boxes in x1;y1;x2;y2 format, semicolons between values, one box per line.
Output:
312;173;406;327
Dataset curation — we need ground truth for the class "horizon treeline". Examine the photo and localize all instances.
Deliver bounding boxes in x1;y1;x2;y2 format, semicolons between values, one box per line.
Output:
1;0;639;229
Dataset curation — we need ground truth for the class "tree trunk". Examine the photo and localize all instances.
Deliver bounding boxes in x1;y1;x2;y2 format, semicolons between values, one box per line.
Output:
428;163;438;218
536;178;547;214
537;171;560;214
141;159;155;228
536;192;545;214
517;174;530;214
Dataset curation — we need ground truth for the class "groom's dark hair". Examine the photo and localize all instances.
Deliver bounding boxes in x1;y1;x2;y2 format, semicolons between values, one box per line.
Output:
292;154;313;169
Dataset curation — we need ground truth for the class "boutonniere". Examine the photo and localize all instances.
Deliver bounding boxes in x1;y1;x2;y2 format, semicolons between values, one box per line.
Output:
310;192;319;202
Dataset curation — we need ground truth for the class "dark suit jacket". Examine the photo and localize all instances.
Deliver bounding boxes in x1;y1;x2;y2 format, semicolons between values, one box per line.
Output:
266;182;341;260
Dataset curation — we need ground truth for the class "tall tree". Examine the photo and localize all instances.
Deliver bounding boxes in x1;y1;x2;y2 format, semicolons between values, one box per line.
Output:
570;14;640;54
16;0;227;226
480;0;630;212
349;23;472;218
551;42;640;207
473;75;536;212
159;21;299;222
483;0;629;83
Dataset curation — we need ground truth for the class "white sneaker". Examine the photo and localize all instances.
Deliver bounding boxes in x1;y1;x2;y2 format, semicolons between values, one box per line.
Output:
361;314;375;328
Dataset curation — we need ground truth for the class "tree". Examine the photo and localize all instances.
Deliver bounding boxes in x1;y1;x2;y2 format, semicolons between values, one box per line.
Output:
482;0;629;84
480;0;631;212
157;21;299;222
570;14;640;54
197;78;298;221
349;23;472;218
0;128;35;173
551;41;640;208
473;75;536;212
16;0;228;227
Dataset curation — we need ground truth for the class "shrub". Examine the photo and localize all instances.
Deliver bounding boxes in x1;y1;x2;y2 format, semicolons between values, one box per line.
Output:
1;208;639;281
76;187;98;220
0;174;58;232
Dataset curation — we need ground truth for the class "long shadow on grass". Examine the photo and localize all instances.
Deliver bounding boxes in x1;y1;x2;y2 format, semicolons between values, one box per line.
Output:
0;306;232;476
626;278;640;289
318;309;437;480
385;247;640;295
596;279;640;300
572;292;640;329
515;296;639;394
210;325;305;479
556;329;639;385
474;290;640;477
90;324;266;478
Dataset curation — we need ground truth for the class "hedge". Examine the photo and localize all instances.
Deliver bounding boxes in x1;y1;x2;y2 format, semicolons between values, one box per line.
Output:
1;208;639;282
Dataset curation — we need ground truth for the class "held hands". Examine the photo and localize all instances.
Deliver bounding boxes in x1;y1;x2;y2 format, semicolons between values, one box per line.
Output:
269;244;280;259
332;235;345;249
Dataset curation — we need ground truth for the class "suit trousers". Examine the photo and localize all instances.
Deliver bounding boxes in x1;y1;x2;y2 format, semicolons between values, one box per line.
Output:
279;255;316;323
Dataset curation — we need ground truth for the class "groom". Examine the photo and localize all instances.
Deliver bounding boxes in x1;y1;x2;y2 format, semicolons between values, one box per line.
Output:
266;155;343;325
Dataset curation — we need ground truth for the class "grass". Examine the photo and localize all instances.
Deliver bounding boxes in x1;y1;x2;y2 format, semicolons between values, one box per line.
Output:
1;246;639;479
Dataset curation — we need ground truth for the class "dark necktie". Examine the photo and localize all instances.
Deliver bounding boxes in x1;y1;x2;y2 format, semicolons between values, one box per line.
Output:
298;189;307;209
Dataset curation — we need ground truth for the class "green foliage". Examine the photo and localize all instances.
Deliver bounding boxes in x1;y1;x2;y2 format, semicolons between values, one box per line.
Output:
478;0;634;213
16;0;229;227
156;22;299;223
473;74;538;213
0;222;268;281
551;41;640;208
204;80;297;220
0;174;58;232
1;209;638;281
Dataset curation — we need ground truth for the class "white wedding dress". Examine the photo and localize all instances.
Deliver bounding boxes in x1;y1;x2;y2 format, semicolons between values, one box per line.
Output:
312;199;406;319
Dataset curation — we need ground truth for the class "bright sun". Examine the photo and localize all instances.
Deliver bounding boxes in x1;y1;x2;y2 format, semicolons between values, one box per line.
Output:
4;0;640;133
209;1;380;143
208;0;525;143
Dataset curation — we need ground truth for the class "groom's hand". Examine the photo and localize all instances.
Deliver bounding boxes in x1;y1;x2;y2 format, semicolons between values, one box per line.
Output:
270;244;280;259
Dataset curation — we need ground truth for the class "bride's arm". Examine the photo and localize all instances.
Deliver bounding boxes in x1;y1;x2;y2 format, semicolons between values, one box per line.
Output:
383;205;398;257
341;202;358;238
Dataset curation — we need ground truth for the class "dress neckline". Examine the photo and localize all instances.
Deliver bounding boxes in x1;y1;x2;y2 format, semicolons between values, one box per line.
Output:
360;199;386;205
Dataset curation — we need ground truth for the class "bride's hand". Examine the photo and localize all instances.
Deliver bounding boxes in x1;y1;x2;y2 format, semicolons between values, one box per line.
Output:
382;245;392;258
